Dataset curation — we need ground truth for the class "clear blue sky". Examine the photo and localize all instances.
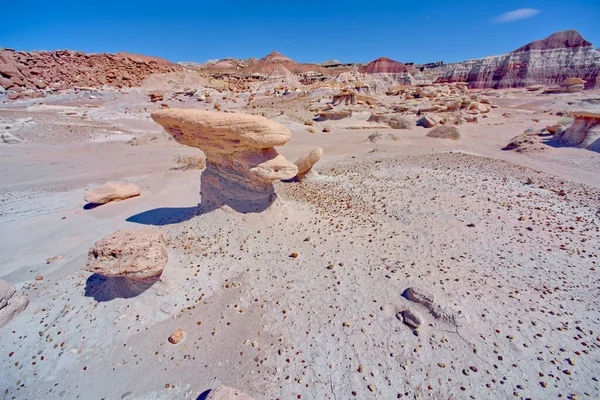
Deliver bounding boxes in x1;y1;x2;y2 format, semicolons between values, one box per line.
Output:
1;0;599;64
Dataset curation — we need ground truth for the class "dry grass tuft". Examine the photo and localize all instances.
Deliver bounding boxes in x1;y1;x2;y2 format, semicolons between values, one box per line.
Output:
174;155;206;170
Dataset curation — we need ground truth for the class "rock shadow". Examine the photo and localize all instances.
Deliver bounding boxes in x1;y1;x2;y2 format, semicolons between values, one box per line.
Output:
83;203;103;210
84;273;159;302
126;205;200;226
196;390;212;400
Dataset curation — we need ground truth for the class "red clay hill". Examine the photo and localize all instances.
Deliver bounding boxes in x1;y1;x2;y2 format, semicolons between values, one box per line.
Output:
241;51;327;75
359;57;409;74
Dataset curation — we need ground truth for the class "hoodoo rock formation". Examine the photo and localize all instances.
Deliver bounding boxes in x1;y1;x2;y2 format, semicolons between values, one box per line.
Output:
151;109;298;212
554;111;600;152
0;48;179;99
436;30;600;89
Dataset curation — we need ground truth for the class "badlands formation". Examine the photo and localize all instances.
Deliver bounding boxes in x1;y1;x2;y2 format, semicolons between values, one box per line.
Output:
0;29;599;400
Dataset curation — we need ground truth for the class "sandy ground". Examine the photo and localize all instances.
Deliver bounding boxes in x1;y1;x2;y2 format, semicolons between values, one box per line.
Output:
0;88;599;400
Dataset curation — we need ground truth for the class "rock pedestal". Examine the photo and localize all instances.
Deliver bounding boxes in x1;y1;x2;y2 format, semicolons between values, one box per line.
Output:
151;109;298;212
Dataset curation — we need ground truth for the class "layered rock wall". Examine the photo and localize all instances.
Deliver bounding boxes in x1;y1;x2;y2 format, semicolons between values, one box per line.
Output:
436;30;600;89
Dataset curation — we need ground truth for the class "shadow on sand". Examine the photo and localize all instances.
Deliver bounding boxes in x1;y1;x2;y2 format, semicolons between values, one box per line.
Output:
83;203;103;210
84;273;159;302
196;390;212;400
126;205;201;226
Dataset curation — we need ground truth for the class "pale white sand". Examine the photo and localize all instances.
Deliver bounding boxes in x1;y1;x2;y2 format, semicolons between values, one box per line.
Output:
1;89;599;399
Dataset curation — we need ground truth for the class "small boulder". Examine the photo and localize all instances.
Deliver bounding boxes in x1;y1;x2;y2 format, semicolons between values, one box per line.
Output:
86;229;168;280
84;182;141;205
0;280;29;329
417;114;440;128
149;91;164;103
400;309;423;329
294;147;323;181
168;329;184;344
546;124;562;134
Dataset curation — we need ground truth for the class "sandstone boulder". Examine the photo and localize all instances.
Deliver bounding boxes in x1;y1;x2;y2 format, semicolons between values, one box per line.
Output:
294;147;323;182
205;386;255;400
417;114;441;128
0;280;29;329
1;130;21;144
84;182;141;204
169;329;184;344
151;109;297;212
87;229;168;280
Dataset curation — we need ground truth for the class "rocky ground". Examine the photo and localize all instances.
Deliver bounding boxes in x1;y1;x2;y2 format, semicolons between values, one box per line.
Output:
0;86;599;400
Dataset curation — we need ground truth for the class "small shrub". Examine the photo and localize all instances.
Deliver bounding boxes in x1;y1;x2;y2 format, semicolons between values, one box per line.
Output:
426;126;460;140
388;115;413;129
174;155;206;170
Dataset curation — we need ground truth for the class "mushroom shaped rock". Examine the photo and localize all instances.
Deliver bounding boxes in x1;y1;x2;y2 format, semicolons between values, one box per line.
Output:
0;280;29;328
87;229;168;280
151;109;298;212
205;386;255;400
554;112;600;152
84;182;141;205
294;147;323;181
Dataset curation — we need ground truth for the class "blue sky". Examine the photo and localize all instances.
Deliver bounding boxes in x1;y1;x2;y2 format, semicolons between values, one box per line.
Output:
1;0;599;64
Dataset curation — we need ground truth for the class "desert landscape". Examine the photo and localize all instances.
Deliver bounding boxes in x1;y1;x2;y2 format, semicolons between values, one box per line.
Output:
1;25;599;400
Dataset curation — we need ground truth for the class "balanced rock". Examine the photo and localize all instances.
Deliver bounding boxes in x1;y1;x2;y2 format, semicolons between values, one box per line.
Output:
554;111;600;152
294;147;323;182
84;182;141;204
87;229;168;280
0;280;29;329
205;386;255;400
151;109;298;212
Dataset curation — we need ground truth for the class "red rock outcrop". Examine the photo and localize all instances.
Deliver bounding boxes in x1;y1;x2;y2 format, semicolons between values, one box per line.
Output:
435;30;600;89
0;48;180;97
